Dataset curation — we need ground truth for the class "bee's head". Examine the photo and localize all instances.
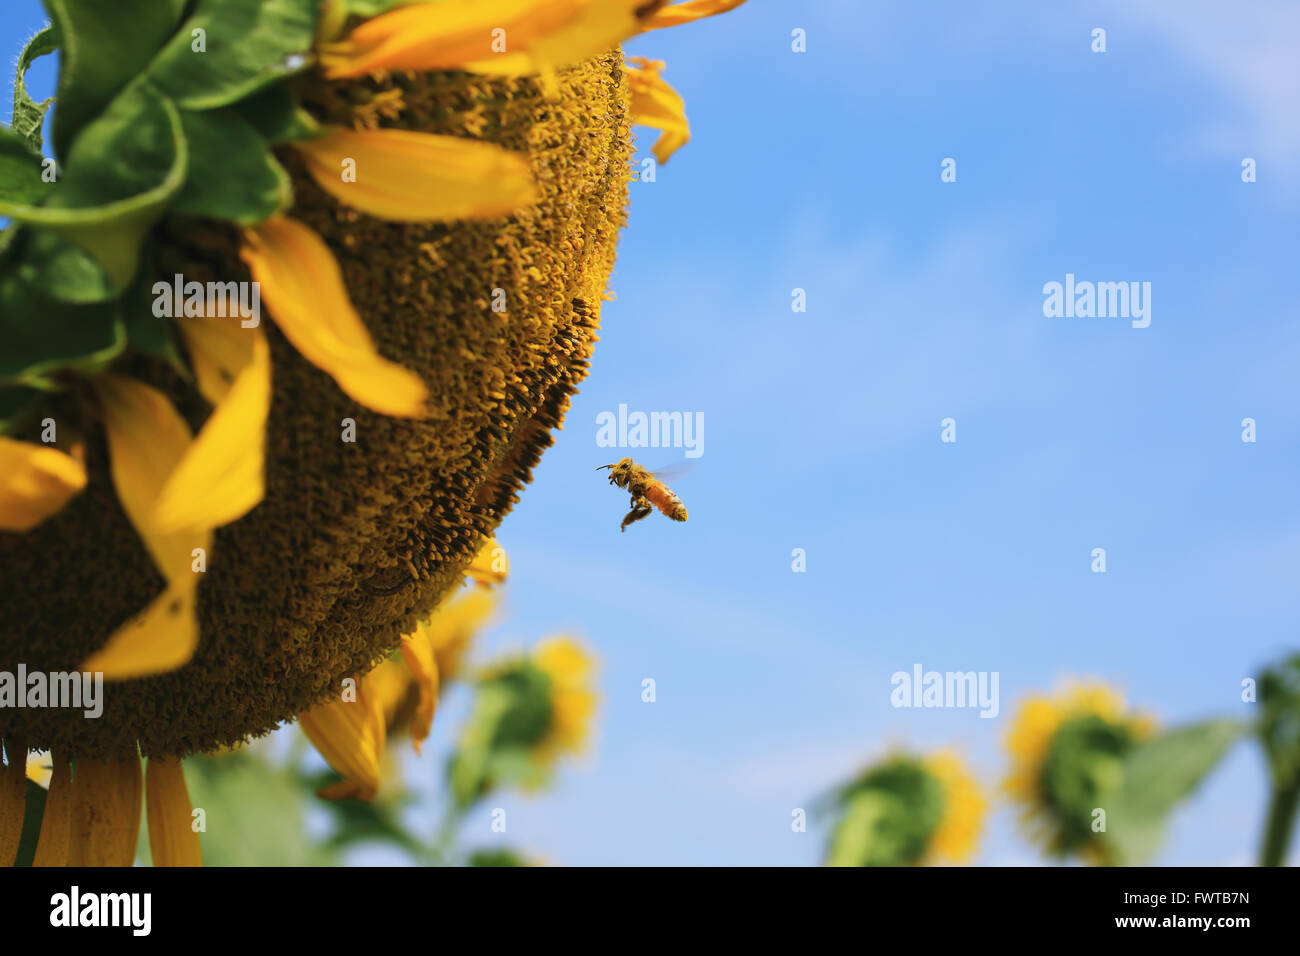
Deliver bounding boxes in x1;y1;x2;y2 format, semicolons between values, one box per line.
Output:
597;458;635;485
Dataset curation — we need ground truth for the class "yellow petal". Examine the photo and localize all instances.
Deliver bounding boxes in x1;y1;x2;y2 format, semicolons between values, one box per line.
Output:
400;629;440;754
85;377;209;680
321;0;599;79
625;57;690;164
25;752;52;789
178;312;258;406
81;584;200;680
458;0;646;85
295;127;537;222
153;328;269;534
146;758;202;866
467;538;509;587
533;636;597;755
1;738;27;867
31;752;73;867
0;437;86;531
299;678;384;801
425;589;497;681
240;218;430;418
640;0;747;31
93;376;204;586
68;756;142;867
368;656;415;729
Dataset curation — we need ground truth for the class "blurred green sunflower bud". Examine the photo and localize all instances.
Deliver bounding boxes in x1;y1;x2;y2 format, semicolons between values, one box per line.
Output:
1004;683;1153;863
824;750;984;866
448;637;596;808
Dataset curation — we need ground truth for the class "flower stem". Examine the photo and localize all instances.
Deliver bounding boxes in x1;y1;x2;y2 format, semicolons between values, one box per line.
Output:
1259;781;1300;867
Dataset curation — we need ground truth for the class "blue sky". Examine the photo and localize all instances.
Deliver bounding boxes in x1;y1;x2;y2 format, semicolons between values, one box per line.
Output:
7;1;1299;866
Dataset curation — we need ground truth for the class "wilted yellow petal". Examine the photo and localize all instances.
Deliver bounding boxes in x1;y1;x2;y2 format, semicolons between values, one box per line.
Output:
0;437;86;532
146;758;202;866
467;538;509;587
178;313;258;406
241;218;430;418
94;376;204;586
322;0;626;79
640;0;747;31
81;584;200;680
84;377;209;680
295;127;537;222
32;752;72;867
1;739;27;867
624;57;689;164
68;756;142;867
401;629;440;753
153;328;269;534
299;678;384;801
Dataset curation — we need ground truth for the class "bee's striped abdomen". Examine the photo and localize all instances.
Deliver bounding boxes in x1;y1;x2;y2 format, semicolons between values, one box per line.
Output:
645;481;688;522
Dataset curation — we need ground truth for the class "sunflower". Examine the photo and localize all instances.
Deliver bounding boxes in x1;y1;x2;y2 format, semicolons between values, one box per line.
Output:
1003;681;1155;863
448;636;597;807
0;0;744;867
825;749;986;866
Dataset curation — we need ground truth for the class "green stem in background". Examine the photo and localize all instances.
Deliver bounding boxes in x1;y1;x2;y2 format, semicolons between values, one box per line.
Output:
1259;782;1300;867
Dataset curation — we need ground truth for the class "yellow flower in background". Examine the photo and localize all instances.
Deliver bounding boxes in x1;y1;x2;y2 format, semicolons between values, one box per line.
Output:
449;636;599;807
923;750;986;865
1003;681;1154;863
825;749;986;867
530;638;598;760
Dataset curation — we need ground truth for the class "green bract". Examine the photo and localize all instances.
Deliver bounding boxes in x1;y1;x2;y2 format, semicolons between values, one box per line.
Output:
0;0;323;424
825;758;947;866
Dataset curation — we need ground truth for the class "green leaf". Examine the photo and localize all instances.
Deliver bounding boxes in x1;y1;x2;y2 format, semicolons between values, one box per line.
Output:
42;0;188;158
0;83;188;291
13;230;115;304
345;0;426;17
174;109;292;223
183;750;340;866
145;0;321;111
0;269;125;385
11;24;60;154
467;848;531;867
231;83;323;145
1103;719;1246;865
0;127;48;205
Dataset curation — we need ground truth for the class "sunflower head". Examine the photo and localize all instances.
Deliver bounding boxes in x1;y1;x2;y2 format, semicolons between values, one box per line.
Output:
1003;682;1154;862
0;4;633;761
0;0;744;866
825;749;985;866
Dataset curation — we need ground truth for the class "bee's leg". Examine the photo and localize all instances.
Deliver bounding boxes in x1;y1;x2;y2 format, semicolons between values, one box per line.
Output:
620;497;654;532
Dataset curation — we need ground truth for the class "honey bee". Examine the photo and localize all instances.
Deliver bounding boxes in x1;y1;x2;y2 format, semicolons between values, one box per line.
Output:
597;457;689;532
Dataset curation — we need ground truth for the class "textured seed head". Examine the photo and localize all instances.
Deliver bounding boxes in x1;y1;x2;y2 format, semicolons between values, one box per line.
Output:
0;52;632;759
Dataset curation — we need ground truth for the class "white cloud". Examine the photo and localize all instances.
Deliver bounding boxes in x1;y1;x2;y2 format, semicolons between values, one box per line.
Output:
1101;0;1300;160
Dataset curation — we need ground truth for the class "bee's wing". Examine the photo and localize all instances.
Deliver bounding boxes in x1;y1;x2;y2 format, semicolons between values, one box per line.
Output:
646;460;697;482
